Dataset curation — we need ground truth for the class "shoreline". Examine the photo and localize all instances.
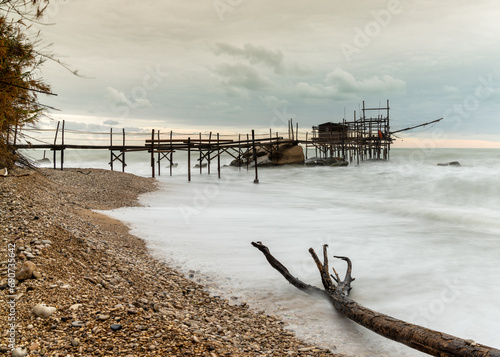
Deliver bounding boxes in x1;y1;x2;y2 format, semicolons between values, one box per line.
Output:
0;168;344;356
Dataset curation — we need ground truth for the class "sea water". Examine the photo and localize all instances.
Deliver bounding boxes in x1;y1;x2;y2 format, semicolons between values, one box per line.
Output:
36;148;500;356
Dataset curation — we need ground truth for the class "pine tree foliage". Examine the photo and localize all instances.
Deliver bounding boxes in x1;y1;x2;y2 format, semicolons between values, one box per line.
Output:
0;0;53;168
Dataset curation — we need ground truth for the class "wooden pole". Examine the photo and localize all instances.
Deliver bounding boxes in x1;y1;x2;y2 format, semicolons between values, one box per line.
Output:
53;121;60;170
122;128;126;172
276;133;280;163
199;132;203;174
238;133;241;171
188;137;191;182
157;130;161;176
246;133;249;171
61;120;65;171
151;129;155;178
170;130;173;176
252;129;259;184
208;131;212;175
314;128;318;158
217;133;221;179
110;128;113;171
269;128;273;161
305;132;308;160
387;99;390;161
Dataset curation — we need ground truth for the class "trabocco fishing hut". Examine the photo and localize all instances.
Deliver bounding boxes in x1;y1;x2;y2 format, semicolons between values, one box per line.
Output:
310;100;392;164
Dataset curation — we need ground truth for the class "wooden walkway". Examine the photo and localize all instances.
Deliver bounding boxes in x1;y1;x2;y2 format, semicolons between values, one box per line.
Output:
14;122;306;182
13;103;435;180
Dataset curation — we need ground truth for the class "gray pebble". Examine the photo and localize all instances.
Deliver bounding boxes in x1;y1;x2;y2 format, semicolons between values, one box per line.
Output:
111;324;122;331
71;320;85;328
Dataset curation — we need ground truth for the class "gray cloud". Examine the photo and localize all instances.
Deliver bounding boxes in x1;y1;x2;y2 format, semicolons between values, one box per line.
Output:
196;101;242;113
261;96;290;109
295;69;405;100
214;63;275;93
103;120;120;126
325;68;406;93
105;86;152;109
214;43;286;74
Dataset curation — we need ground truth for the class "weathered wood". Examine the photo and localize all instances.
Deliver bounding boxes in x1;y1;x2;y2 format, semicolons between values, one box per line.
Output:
110;128;113;171
187;137;191;182
170;130;173;176
151;129;155;178
252;130;259;184
251;242;500;357
61;120;65;171
122;128;126;172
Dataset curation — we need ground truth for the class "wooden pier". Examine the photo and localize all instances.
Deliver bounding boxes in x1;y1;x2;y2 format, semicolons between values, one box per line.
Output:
13;100;439;179
14;121;303;182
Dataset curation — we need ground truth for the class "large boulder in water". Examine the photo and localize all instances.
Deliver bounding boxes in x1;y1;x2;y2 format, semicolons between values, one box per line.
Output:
231;143;304;166
276;145;304;165
437;161;461;167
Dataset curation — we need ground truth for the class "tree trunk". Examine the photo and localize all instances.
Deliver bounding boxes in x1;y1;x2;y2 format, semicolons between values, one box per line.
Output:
251;242;500;357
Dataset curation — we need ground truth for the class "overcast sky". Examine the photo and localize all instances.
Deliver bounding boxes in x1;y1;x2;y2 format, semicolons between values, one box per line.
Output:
31;0;500;146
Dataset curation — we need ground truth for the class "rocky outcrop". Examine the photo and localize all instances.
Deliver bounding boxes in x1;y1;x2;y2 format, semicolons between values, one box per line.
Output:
305;157;349;167
437;161;461;167
231;143;305;167
276;145;305;165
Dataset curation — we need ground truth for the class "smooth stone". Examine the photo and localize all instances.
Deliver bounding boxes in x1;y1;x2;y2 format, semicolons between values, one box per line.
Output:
15;261;37;281
11;347;28;357
69;303;82;311
41;240;53;245
25;252;36;259
32;304;56;318
97;314;110;320
71;321;85;328
110;324;122;331
28;342;40;351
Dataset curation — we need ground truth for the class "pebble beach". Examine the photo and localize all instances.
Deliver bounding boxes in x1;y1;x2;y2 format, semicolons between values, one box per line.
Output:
0;167;344;357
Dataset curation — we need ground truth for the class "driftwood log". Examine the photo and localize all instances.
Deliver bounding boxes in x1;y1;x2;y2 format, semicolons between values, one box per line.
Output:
251;241;500;357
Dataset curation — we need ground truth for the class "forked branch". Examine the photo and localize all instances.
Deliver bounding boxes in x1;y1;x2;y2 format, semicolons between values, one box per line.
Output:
251;241;326;297
252;241;500;357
